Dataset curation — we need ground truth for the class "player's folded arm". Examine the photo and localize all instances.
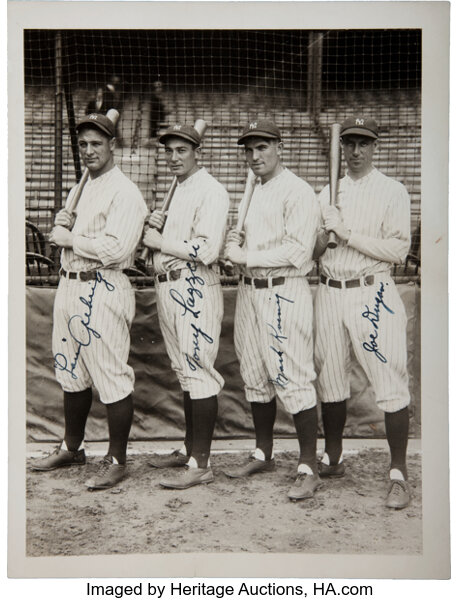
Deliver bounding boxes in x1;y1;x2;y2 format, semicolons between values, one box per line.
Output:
347;189;411;265
73;203;146;267
183;191;229;265
347;232;410;265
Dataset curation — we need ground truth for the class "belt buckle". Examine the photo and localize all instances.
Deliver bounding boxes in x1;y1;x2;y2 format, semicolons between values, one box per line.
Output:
80;271;89;282
364;275;374;287
170;270;181;281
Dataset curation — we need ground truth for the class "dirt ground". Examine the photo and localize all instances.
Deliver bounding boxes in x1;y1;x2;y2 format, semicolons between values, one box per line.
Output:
26;449;421;557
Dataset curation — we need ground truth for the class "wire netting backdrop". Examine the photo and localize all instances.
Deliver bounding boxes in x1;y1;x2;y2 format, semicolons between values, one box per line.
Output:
25;29;421;285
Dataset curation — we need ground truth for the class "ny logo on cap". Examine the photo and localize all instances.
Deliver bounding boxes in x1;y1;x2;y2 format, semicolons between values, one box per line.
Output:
89;114;99;120
249;122;258;129
173;125;182;130
355;118;364;126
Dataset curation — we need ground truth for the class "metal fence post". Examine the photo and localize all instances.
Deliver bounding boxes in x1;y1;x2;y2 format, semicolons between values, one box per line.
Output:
54;30;64;214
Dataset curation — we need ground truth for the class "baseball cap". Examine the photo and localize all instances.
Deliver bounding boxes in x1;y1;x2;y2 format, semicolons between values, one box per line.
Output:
237;120;281;144
76;113;116;138
159;124;202;146
340;117;379;139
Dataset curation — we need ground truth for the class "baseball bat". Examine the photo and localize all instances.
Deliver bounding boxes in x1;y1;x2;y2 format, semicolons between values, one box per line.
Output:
139;118;208;263
327;123;342;249
223;168;258;269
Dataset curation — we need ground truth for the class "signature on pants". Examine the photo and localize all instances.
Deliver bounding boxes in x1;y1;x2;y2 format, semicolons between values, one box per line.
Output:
361;281;394;363
267;292;294;388
54;272;115;379
169;244;214;371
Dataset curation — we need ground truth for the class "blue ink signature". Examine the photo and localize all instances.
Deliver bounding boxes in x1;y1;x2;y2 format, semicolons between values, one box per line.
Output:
168;244;214;371
169;244;204;318
185;324;215;371
267;293;294;388
54;272;115;379
362;281;394;363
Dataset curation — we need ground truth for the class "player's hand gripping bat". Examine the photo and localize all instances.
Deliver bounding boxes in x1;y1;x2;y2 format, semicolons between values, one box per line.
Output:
223;168;258;270
327;123;342;249
138;118;208;264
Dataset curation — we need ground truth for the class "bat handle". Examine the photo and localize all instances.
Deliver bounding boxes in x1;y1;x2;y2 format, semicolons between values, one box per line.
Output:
327;231;338;249
138;246;150;265
138;223;163;265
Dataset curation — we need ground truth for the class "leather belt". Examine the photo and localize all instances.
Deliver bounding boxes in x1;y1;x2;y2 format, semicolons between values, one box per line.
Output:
60;268;98;281
156;269;183;283
320;273;375;289
240;275;286;289
156;264;223;284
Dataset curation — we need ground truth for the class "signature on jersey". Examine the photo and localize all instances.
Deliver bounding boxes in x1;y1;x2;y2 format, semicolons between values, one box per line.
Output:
54;272;115;379
169;244;214;372
267;292;294;388
361;281;394;363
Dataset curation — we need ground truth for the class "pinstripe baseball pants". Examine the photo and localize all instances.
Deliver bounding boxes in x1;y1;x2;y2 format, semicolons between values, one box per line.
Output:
52;270;136;404
234;276;317;414
314;274;410;412
156;266;224;399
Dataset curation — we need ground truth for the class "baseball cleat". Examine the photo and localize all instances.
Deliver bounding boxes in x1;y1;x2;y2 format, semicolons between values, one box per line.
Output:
385;479;411;509
148;449;189;468
159;466;214;489
30;445;86;471
223;454;275;479
318;461;345;478
288;473;322;501
85;455;126;490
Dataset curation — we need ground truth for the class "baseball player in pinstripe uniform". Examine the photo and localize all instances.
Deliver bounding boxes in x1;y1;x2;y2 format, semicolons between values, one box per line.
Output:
223;120;321;501
314;116;412;509
143;123;229;489
31;113;147;490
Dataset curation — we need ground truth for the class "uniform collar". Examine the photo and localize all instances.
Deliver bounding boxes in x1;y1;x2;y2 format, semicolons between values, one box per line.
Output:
344;166;377;185
87;165;117;185
177;166;205;187
259;167;287;188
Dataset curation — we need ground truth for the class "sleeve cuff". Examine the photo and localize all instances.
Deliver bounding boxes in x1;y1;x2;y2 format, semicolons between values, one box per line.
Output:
160;239;191;261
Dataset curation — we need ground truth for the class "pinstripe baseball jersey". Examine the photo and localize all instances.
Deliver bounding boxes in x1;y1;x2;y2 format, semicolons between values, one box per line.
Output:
314;167;411;412
53;165;147;403
62;166;147;271
241;168;320;278
234;167;319;414
152;167;229;399
153;167;229;274
317;168;411;279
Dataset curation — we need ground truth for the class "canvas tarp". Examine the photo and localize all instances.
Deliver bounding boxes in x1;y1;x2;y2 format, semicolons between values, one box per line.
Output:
26;283;420;441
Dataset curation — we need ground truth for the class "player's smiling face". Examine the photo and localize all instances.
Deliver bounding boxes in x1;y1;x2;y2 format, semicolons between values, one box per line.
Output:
78;127;115;178
164;137;201;183
341;134;377;179
243;137;283;184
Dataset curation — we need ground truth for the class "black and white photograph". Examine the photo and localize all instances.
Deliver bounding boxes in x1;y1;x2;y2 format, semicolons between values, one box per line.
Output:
7;0;451;586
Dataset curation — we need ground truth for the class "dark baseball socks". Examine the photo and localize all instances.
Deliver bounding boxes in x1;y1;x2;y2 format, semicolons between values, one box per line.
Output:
251;397;277;460
106;394;134;465
189;395;218;469
385;406;409;480
293;406;319;474
320;400;347;465
182;391;193;456
63;388;93;452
